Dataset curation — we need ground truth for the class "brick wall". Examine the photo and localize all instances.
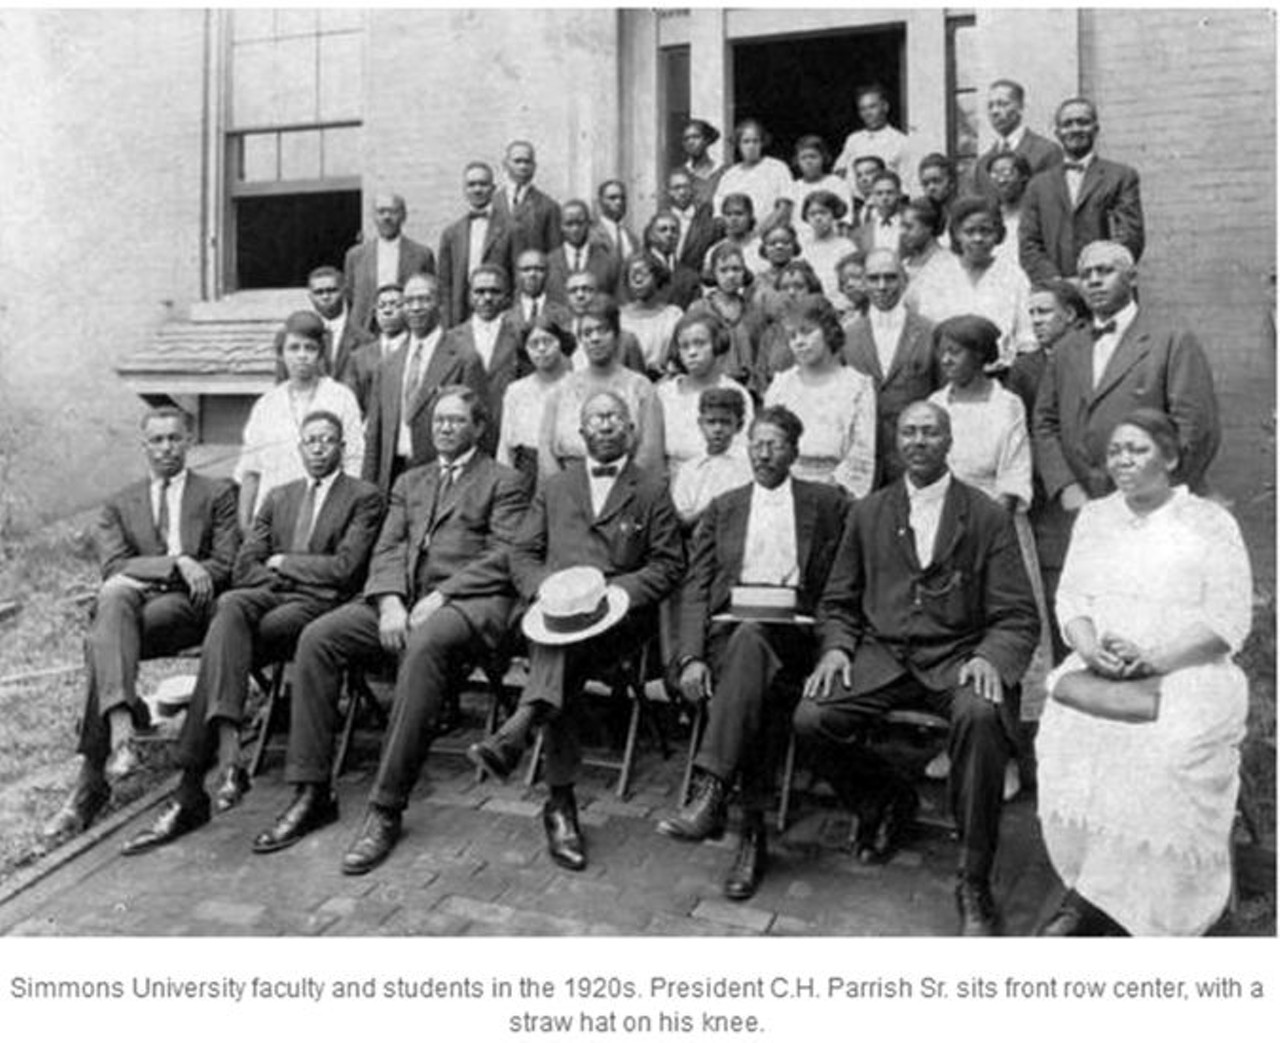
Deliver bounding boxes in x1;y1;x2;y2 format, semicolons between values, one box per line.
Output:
1081;8;1276;581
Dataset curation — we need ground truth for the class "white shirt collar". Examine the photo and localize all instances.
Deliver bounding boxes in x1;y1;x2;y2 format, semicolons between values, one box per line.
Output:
439;446;477;475
1001;124;1027;151
905;469;951;504
151;467;188;491
871;301;906;328
1097;299;1139;336
752;475;793;505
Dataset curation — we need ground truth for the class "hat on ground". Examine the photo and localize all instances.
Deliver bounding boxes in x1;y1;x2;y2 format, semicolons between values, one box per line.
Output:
522;566;630;646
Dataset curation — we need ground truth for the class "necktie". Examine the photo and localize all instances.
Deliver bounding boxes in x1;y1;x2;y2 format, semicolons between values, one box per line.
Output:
528;299;539;321
1064;161;1087;173
1091;320;1118;341
571;248;583;272
1000;138;1014;154
591;464;619;478
155;478;171;549
404;339;424;412
291;480;320;552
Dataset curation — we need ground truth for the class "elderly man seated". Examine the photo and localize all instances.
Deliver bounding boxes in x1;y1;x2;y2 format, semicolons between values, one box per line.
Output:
797;400;1039;935
656;405;850;901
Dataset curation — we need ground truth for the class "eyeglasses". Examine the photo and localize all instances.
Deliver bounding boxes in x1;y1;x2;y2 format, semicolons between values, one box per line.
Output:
432;415;472;429
301;434;342;448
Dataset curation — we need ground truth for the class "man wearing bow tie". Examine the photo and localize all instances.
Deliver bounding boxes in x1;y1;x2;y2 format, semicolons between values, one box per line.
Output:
437;162;514;329
1019;98;1145;284
467;391;684;871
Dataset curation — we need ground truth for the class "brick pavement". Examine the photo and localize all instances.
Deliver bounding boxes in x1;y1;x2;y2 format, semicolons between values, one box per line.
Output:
0;688;1063;937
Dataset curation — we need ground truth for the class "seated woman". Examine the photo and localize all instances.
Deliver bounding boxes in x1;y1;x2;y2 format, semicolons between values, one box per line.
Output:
686;241;766;396
619;251;684;380
497;314;576;489
657;311;754;483
234;311;364;530
762;293;875;499
538;293;664;479
1036;409;1253;936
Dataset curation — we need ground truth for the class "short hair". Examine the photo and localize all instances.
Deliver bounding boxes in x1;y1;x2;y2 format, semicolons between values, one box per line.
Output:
1030;278;1088;322
899;399;952;438
852;155;887;174
375;281;404;299
707;240;753;287
1077;239;1136;274
434;383;488;428
597;178;626;199
933;314;1003;366
793;134;832;169
307;265;343;287
582;292;621;336
732;118;772;150
751;404;805;449
779;259;825;293
683;118;721;146
760;223;802;260
643;210;681;249
801;189;848;221
1112;408;1181;467
864;247;904;276
515;249;549;270
948;196;1006;252
719;192;756;221
989;151;1033;182
1055;96;1098;124
580;389;631;426
506;139;536;158
520;312;577;360
463;160;494;180
623;250;671;291
403;272;439;295
784;293;845;354
672;310;732;365
140;405;193;433
274;310;327;356
300;409;344;440
561;198;592;221
699;387;747;420
900;196;946;237
470;262;510;292
667;167;693;186
855;83;889;107
989;79;1026;105
918;152;956;179
871;170;902;194
834;252;866;279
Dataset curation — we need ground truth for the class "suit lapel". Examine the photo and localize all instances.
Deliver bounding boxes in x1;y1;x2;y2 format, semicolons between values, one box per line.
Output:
1074;159;1104;212
848;320;884;383
928;481;968;572
306;473;349;552
384;345;408;428
409;333;455;421
176;475;203;556
889;482;922;573
593;462;638;528
1091;317;1151;405
723;486;751;583
129;481;162;555
792;482;817;582
432;455;481;530
884;317;921;385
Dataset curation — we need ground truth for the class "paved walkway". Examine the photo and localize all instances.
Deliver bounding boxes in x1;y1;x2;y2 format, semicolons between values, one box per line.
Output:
0;686;1063;937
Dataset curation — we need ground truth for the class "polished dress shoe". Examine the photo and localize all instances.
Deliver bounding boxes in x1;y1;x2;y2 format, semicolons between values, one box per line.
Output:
543;796;587;871
466;733;525;781
853;785;919;865
252;785;338;854
213;765;250;814
341;806;402;875
723;815;767;901
122;796;211;856
955;878;1000;937
656;773;727;841
42;780;110;843
105;739;142;783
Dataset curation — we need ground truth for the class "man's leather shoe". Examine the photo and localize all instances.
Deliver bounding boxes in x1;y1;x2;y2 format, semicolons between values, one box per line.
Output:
723;815;767;901
213;765;250;814
543;796;587;871
467;734;525;781
341;806;402;875
955;878;1000;937
121;797;211;856
252;785;338;854
854;785;918;865
105;739;142;783
42;780;110;843
656;773;727;841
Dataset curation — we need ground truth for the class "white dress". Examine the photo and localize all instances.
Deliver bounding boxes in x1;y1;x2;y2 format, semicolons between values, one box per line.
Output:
763;366;876;499
620;304;683;373
656;373;754;481
1036;488;1253;935
713;157;794;228
906;251;1036;366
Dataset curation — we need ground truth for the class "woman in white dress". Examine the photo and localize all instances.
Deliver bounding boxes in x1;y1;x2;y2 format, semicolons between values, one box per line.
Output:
763;293;875;499
713;119;794;238
1036;409;1253;936
788;134;854;237
618;251;683;379
496;313;574;489
234;311;364;530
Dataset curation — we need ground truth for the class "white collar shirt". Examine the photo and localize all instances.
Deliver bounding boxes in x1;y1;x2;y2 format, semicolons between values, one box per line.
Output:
1064;152;1096;206
299;468;342;539
376;235;402;289
398;327;443;457
872;213;902;252
586;456;624;516
151;469;189;557
380;330;408;359
520;294;547;323
998;123;1028;153
565;243;589;273
906;470;952;569
470;314;504;370
740;478;799;586
869;302;907;378
467;209;490;272
322;308;348;361
1092;300;1139;388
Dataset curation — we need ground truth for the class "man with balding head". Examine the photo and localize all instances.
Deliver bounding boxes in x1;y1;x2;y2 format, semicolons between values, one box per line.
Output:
344;193;437;333
437;161;515;329
493;140;562;259
798;400;1039;936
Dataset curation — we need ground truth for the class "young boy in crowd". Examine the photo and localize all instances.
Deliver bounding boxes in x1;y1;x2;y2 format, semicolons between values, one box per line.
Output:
850;155;888;224
671;387;752;529
856;170;905;254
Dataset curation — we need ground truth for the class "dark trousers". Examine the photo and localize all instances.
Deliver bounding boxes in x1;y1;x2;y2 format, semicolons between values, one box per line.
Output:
792;673;1018;883
694;621;813;811
77;583;209;766
174;586;334;773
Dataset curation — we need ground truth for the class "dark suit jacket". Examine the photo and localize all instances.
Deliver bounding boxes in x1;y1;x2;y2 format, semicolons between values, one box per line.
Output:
330;316;376;390
818;477;1039;695
508;460;685;614
362;332;490;495
95;472;240;593
343;235;437;334
1032;310;1220;501
233;472;384;604
971;127;1063;198
676;203;722;274
842;308;940;487
1019;157;1144;283
546;241;621;303
364;454;528;650
678;479;850;662
441;316;526;453
437;211;514;329
505;298;573;333
493;184;562;259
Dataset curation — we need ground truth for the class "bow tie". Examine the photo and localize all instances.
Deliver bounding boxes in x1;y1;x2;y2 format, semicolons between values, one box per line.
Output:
590;464;619;479
469;209;492;220
1064;161;1088;173
1090;320;1118;340
880;218;894;228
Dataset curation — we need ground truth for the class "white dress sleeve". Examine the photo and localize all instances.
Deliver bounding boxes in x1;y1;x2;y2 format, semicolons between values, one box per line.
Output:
993;391;1033;510
831;370;877;499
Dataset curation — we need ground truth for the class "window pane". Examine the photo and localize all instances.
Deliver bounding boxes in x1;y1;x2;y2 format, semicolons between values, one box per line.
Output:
231;41;278;127
274;36;318;125
275;9;317;38
280;129;322;181
232;9;275;43
320;9;364;34
952;23;978;92
319;31;362;123
322;125;362;178
240;133;279;183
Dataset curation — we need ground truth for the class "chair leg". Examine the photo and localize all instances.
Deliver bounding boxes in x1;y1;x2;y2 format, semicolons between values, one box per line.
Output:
249;663;286;777
777;730;798;832
615;687;643;799
679;703;707;807
333;671;373;786
524;729;544;788
476;666;506;782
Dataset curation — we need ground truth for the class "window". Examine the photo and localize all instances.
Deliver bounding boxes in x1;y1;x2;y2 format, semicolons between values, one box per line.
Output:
225;9;365;290
946;15;979;186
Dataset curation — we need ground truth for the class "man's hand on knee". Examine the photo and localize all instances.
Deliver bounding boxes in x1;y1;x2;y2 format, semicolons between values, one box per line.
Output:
377;596;409;653
678;660;713;704
175;555;213;609
958;656;1003;703
803;649;852;702
408;591;447;631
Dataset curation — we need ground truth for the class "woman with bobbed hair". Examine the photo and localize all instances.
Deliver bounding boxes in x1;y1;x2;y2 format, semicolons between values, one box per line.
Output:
763;293;875;498
234;310;364;529
757;259;824;384
618;250;684;379
1035;409;1253;936
907;195;1035;367
713;118;795;237
497;313;576;488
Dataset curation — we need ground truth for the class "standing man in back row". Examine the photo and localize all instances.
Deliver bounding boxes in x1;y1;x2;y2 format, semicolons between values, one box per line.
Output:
344;193;436;334
972;79;1062;199
835;84;918;200
493;141;562;259
437;161;514;329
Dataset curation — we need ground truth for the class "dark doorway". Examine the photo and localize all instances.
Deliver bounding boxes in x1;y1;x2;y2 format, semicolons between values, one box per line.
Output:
234;190;361;290
731;26;906;170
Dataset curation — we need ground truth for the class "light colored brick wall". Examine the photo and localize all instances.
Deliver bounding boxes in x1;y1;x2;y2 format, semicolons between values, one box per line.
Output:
1081;8;1276;578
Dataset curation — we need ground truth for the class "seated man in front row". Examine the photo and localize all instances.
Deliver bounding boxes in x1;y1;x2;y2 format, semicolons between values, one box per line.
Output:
121;411;384;854
798;401;1039;935
657;405;849;901
251;386;528;861
468;391;684;872
43;406;240;844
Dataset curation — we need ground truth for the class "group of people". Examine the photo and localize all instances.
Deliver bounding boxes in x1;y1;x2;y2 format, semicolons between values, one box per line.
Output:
45;78;1251;938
